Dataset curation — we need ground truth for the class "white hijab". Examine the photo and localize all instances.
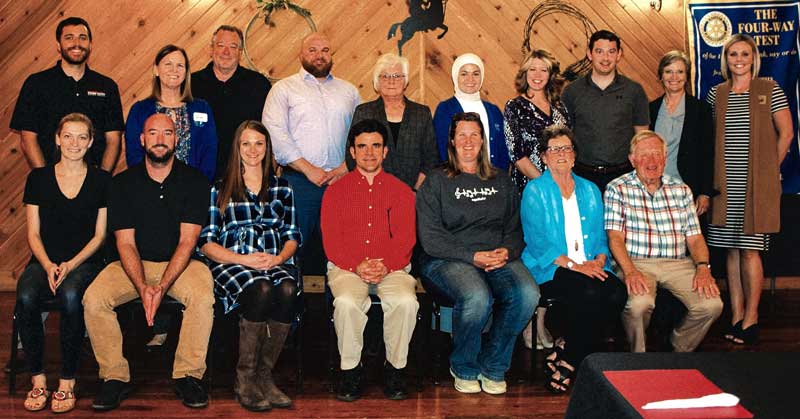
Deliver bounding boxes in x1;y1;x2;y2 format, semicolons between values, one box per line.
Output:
451;53;491;152
451;53;485;102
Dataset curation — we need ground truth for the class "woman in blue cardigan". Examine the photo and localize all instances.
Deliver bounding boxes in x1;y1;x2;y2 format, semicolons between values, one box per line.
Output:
520;125;626;394
125;44;218;182
433;53;510;171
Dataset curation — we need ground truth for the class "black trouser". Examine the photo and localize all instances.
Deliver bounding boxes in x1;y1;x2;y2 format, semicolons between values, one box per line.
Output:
540;267;627;367
16;262;100;378
573;163;632;193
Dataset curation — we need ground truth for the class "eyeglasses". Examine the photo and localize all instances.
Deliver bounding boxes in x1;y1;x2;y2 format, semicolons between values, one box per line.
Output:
546;145;575;153
380;73;406;80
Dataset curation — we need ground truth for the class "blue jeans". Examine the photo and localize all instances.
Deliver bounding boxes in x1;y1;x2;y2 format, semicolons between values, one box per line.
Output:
421;258;539;381
16;261;100;378
283;171;325;260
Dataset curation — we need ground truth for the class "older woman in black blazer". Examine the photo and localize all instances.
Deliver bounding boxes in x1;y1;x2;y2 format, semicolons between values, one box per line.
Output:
649;50;714;214
347;53;439;190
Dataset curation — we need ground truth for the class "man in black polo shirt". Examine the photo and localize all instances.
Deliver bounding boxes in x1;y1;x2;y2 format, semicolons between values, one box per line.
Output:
10;17;124;172
192;25;271;177
83;114;213;411
562;29;650;190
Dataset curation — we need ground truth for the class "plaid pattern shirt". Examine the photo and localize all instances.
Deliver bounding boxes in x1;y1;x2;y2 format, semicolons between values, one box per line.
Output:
604;172;701;259
198;176;302;262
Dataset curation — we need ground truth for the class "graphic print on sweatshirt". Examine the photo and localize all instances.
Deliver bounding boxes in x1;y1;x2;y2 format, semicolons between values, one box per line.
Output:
455;186;499;202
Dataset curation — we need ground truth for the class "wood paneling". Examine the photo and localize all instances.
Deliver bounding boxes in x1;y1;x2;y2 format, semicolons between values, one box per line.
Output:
0;0;688;290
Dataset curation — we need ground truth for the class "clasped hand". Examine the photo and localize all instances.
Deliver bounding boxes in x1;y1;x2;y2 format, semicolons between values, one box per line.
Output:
139;284;166;327
46;261;74;295
239;252;282;271
473;248;509;272
356;259;388;284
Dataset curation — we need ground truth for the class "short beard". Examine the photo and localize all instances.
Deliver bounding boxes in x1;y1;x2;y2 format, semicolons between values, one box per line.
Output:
301;59;333;78
146;147;175;164
60;47;89;65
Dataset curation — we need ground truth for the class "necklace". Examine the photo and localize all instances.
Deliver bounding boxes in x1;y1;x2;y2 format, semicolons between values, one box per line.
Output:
574;239;579;252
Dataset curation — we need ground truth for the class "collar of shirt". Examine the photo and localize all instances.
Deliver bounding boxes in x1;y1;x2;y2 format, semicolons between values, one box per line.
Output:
54;60;91;82
299;66;334;84
625;171;682;193
586;70;624;92
354;169;387;187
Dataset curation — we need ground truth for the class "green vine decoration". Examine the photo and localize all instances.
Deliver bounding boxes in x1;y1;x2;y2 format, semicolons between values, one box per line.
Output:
256;0;313;26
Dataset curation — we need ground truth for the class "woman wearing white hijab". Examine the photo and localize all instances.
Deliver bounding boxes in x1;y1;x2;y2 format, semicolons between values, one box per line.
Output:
433;53;510;171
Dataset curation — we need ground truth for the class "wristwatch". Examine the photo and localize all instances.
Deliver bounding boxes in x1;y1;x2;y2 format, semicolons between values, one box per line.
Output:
566;261;575;270
695;261;711;269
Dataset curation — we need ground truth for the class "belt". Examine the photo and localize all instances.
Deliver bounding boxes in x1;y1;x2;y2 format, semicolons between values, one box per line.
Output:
574;161;632;175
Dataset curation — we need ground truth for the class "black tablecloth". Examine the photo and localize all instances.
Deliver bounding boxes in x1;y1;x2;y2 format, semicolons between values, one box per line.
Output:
565;352;797;419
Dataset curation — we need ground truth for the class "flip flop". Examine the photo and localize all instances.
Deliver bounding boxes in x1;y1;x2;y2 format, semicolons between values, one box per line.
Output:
51;389;76;414
24;387;50;412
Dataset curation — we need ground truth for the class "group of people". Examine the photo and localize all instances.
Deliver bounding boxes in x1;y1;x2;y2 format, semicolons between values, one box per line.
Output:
9;15;792;414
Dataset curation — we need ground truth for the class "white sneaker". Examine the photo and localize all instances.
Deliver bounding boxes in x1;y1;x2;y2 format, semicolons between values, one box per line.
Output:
478;374;507;395
450;369;480;393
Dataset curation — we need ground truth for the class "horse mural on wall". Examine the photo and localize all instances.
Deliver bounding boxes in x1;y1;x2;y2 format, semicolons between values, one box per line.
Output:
387;0;449;55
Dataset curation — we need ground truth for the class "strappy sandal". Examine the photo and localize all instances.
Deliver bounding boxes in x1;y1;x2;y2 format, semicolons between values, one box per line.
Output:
24;387;50;412
733;323;759;345
545;361;574;394
51;389;76;413
724;320;743;342
544;338;566;374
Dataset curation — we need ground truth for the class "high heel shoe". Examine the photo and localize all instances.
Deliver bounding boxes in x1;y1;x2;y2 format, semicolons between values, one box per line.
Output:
733;323;759;345
724;320;743;342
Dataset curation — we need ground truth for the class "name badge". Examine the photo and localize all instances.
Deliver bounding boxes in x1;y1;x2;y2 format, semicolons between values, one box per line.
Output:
758;95;768;105
87;90;106;97
193;112;208;126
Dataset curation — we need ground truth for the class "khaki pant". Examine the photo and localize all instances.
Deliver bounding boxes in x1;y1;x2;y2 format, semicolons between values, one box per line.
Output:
328;263;419;370
621;258;723;352
83;260;214;382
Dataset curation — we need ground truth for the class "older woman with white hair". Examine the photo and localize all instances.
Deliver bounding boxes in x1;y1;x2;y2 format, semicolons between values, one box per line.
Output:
348;53;438;190
433;53;510;171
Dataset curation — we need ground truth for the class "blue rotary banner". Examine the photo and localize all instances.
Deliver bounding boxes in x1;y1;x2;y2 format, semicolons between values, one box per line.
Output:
688;1;800;192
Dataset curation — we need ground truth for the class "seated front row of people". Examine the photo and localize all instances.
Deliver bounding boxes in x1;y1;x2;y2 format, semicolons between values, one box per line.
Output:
16;113;726;412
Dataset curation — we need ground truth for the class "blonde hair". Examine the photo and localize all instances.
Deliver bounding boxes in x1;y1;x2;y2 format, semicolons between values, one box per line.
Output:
372;53;409;91
514;49;565;105
629;130;667;155
720;34;760;80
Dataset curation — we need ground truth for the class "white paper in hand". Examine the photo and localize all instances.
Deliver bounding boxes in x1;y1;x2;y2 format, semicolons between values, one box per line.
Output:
642;393;740;409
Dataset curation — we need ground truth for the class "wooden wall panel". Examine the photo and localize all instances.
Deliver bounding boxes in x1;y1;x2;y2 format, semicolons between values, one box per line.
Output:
0;0;686;289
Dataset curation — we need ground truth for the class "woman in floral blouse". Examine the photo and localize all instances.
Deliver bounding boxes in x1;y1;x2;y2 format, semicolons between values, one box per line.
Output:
198;120;300;412
504;49;571;194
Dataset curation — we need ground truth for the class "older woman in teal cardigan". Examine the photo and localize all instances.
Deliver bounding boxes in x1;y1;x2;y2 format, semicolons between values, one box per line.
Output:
520;125;626;394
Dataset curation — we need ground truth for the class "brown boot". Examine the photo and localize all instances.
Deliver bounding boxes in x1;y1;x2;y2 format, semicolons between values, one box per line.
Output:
258;320;292;408
235;318;270;411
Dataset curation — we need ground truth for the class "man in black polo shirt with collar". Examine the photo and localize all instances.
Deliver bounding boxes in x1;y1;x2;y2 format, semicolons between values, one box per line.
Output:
83;113;213;411
10;16;124;172
562;29;650;190
192;25;271;177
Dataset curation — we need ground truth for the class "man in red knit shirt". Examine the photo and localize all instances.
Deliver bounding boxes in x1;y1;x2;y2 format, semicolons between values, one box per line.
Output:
321;119;418;402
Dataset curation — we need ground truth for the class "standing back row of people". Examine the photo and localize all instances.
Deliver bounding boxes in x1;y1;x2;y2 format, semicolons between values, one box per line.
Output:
10;16;794;413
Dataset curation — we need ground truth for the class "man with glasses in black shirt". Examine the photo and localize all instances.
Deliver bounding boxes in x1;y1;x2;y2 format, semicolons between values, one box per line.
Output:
192;25;271;177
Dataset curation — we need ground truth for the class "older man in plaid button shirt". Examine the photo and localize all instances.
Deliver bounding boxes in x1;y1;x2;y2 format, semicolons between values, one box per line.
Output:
605;130;723;353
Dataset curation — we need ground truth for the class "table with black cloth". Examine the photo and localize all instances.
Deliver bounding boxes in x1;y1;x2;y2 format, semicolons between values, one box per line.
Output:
565;352;797;419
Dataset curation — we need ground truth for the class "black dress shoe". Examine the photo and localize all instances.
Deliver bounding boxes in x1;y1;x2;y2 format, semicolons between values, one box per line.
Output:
336;365;363;402
174;376;209;408
383;363;408;400
92;379;132;411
